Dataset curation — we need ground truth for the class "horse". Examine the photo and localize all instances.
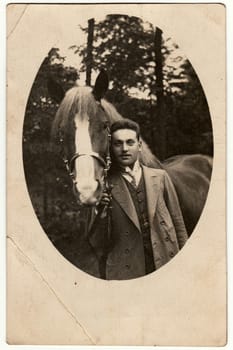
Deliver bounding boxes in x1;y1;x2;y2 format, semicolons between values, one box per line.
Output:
50;70;212;236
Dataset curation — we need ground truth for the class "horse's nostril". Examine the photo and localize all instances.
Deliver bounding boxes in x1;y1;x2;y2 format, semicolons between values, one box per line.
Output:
76;180;98;193
74;178;104;205
96;179;102;190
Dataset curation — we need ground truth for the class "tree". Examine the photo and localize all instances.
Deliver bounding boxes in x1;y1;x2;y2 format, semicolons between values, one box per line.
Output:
23;48;81;237
75;15;156;101
86;18;95;85
24;48;79;144
73;14;212;157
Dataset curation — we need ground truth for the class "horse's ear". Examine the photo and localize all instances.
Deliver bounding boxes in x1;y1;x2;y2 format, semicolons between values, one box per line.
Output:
92;69;109;101
47;78;65;103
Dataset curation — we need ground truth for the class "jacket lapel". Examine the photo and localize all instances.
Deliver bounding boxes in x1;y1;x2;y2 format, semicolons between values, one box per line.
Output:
110;173;141;232
142;165;161;227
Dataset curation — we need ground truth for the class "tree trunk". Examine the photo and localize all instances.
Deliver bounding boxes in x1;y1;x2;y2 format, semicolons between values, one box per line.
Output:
154;27;166;160
86;18;95;86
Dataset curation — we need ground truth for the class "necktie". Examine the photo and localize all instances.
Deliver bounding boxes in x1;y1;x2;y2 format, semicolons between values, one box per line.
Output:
122;169;137;188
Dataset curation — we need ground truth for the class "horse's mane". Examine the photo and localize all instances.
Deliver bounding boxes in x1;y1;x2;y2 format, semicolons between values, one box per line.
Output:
51;86;98;139
51;86;162;168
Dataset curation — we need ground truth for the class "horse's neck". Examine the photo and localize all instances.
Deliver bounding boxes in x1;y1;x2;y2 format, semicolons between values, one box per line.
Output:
140;142;163;169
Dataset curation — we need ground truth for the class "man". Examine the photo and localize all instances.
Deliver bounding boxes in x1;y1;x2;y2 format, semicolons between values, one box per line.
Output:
88;119;188;280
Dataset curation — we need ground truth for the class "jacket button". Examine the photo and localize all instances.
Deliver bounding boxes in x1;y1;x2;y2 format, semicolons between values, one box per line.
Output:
125;248;130;254
165;236;169;241
143;221;149;229
160;221;166;225
169;252;174;257
125;264;130;269
125;231;129;236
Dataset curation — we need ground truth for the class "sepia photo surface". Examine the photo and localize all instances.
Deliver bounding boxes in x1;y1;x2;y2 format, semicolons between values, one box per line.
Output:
7;3;226;346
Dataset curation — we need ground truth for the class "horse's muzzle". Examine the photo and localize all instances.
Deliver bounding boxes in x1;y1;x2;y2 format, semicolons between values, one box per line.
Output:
74;178;103;206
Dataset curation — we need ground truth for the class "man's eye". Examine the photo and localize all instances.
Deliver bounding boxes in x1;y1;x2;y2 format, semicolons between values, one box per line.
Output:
127;140;135;145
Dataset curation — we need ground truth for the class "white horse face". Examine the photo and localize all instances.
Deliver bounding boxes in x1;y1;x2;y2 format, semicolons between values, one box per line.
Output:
72;104;111;206
51;70;112;206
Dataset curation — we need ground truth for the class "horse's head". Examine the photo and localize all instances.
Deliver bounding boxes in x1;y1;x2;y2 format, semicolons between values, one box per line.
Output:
50;71;115;206
50;70;162;206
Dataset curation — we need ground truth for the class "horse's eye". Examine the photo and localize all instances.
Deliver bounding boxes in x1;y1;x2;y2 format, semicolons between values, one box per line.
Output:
103;121;109;130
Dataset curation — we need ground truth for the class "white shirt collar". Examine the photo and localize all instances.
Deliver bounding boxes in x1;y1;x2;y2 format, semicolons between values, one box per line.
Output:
123;159;141;174
121;160;142;187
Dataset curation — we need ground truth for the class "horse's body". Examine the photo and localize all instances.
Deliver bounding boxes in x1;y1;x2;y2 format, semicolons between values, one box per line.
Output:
51;72;212;235
163;154;212;233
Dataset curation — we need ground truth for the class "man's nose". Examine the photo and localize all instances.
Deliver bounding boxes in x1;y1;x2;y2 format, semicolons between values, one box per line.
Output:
122;142;128;151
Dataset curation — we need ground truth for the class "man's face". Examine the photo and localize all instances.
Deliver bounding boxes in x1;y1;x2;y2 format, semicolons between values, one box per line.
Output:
111;128;141;168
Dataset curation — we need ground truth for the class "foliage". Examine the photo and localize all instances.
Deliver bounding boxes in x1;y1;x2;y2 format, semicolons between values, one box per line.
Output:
76;15;156;99
24;48;78;144
23;48;89;257
74;14;213;157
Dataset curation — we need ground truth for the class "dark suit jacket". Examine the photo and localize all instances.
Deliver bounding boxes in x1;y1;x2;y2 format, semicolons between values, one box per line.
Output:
88;165;188;280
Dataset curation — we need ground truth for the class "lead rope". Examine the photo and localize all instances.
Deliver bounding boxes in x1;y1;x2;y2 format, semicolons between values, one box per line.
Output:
100;124;113;219
99;125;113;278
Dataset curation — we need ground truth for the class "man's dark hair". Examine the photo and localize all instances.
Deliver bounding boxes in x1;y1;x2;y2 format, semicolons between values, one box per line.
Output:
110;119;141;140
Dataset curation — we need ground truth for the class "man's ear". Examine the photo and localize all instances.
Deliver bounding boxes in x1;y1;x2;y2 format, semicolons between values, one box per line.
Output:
138;138;142;151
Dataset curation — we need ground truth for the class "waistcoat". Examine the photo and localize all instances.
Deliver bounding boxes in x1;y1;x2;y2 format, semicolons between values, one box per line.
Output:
124;176;155;274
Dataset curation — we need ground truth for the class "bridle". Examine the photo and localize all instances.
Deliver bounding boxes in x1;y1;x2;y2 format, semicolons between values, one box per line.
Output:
59;119;112;207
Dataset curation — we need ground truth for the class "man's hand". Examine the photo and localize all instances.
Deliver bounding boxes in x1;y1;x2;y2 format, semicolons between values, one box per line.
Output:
99;191;111;206
96;191;112;219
